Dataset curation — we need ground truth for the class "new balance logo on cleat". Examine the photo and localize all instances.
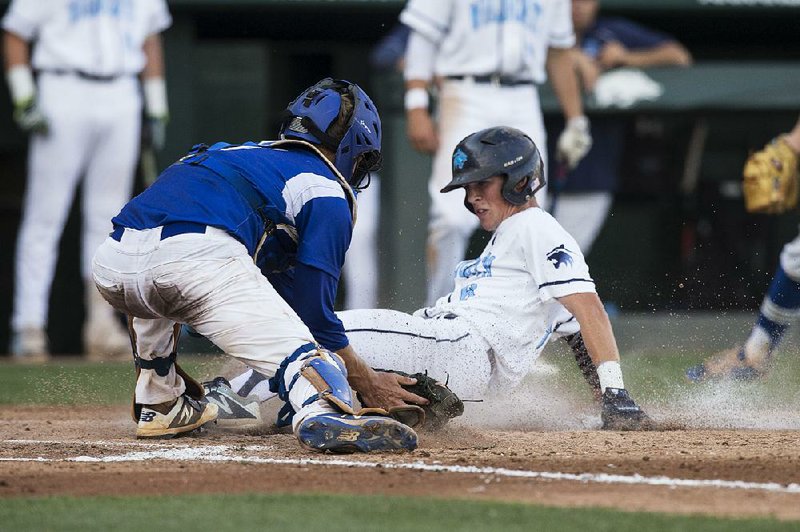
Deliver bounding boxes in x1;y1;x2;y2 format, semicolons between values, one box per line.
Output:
136;394;218;439
296;413;417;454
202;377;264;430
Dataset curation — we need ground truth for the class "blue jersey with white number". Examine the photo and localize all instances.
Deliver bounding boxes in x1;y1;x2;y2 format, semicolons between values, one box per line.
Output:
113;141;354;350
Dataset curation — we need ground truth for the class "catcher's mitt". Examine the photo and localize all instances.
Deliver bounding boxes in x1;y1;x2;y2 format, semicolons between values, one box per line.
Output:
743;136;800;214
375;369;464;430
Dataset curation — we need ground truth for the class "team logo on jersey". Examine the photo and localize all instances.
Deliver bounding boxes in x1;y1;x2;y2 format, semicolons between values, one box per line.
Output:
546;245;574;269
459;283;478;301
456;253;496;279
453;149;468;170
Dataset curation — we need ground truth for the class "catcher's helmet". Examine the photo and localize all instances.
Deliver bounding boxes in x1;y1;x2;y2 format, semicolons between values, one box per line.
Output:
280;78;382;191
441;126;544;208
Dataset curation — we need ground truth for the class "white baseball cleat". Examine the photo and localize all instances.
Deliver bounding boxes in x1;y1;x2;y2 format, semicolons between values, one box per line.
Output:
10;327;50;363
202;377;264;430
136;394;218;439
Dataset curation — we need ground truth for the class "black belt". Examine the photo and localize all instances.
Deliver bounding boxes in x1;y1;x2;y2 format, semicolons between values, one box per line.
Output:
110;222;207;242
445;74;534;87
39;69;130;82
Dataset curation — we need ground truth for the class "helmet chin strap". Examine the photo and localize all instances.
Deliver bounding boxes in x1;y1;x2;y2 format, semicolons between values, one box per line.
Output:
267;139;358;225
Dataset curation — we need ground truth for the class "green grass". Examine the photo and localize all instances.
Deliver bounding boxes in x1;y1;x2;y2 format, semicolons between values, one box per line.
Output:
0;355;225;405
0;493;795;532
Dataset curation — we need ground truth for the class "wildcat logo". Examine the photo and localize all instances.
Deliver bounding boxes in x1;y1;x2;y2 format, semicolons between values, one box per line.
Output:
453;149;468;170
546;245;574;269
460;283;478;300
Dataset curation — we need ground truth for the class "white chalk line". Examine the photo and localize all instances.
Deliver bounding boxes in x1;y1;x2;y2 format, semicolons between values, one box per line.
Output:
2;439;800;494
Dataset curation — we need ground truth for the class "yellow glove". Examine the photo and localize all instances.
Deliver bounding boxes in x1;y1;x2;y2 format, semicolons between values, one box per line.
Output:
743;136;800;214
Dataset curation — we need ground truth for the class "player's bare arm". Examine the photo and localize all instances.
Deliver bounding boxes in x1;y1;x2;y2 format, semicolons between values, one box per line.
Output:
3;30;28;67
573;50;601;92
786;114;800;152
548;47;592;169
598;40;692;70
336;344;428;409
403;28;438;154
546;47;584;121
557;292;621;367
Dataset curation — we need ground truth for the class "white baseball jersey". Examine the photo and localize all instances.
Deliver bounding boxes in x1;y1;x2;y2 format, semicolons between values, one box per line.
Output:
401;0;575;83
418;207;594;386
2;0;171;76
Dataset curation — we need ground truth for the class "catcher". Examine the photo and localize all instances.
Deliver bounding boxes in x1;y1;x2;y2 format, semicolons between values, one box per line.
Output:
211;127;651;431
687;114;800;382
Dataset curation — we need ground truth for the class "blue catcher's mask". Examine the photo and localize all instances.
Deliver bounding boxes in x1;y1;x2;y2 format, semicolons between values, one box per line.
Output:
279;78;382;191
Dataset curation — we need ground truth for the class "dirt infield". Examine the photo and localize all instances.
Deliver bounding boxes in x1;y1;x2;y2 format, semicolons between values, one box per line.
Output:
1;404;799;521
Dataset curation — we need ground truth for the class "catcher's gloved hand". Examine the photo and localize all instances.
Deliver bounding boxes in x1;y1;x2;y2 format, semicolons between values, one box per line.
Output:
13;98;48;135
743;136;800;214
556;115;592;169
372;369;464;430
600;388;654;431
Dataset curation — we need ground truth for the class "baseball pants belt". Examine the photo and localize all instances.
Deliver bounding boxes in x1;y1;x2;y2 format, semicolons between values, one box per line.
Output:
110;222;207;242
38;69;131;82
445;74;534;87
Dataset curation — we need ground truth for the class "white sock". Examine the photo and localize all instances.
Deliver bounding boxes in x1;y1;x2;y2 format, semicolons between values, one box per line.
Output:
229;369;275;402
744;326;771;364
596;361;625;392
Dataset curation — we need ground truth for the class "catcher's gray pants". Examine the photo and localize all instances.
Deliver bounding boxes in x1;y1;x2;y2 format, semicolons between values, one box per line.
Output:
340;309;493;401
91;226;321;407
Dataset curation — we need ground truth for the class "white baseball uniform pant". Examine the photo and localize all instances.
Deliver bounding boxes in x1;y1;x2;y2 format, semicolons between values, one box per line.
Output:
340;308;493;401
552;191;613;255
342;174;381;309
91;226;324;410
426;79;548;305
12;73;141;331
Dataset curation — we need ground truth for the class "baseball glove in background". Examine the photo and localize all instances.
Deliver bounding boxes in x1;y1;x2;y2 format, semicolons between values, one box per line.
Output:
743;136;800;214
376;369;464;430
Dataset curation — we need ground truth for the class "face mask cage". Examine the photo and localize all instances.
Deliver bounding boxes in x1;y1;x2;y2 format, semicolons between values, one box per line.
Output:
350;150;382;191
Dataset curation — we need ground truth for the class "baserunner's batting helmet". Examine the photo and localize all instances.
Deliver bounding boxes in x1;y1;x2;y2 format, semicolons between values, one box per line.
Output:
442;126;544;207
280;78;382;191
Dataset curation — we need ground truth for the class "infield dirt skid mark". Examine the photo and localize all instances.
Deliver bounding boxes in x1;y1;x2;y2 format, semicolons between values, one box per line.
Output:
3;439;800;495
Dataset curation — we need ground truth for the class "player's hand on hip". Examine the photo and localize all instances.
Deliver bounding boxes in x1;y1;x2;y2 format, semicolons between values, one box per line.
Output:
557;116;592;169
13;99;48;135
359;369;429;410
406;108;439;154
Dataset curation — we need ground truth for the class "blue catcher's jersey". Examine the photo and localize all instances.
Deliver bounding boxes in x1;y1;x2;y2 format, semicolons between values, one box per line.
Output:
112;141;355;350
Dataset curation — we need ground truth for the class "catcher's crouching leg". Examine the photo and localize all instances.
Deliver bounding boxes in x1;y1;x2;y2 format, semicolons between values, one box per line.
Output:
270;345;418;453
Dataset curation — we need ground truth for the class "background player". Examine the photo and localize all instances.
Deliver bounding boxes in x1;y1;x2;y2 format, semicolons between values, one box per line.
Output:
400;0;593;305
687;114;800;382
230;127;650;430
3;0;171;360
549;0;693;254
92;78;424;451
